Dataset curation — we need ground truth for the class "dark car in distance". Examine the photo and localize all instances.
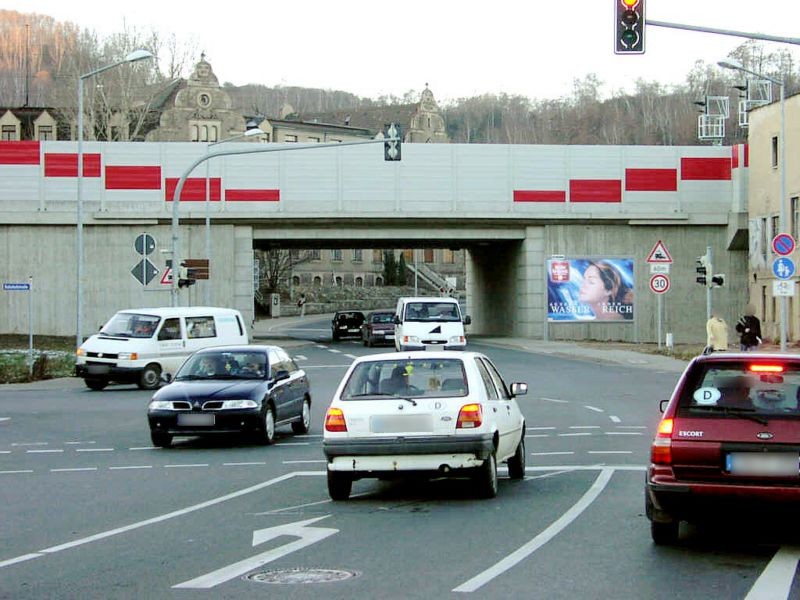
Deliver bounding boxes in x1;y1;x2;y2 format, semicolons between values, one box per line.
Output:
147;345;311;447
646;352;800;544
361;310;396;347
331;310;365;342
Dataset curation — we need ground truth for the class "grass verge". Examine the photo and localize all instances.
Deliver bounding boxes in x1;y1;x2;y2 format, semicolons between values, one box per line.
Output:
0;335;76;383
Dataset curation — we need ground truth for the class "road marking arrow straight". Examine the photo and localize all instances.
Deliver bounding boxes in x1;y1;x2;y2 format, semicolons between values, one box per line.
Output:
173;515;338;589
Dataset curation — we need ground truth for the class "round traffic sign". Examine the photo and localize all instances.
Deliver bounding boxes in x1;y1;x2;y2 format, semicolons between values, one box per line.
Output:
772;233;796;256
649;274;670;294
773;257;796;280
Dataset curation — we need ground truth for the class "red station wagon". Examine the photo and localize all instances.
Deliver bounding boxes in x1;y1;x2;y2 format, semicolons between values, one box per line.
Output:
646;353;800;544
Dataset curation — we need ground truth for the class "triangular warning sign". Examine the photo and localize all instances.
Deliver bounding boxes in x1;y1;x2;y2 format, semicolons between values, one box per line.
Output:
646;240;673;263
160;268;173;285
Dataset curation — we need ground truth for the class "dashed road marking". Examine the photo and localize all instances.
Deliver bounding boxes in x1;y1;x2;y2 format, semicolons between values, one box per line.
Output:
540;397;568;404
50;467;97;473
27;449;63;454
109;466;152;471
584;405;604;413
294;355;308;361
604;431;643;436
0;470;33;474
528;426;556;430
12;442;48;447
65;441;96;445
327;349;342;354
165;464;209;469
569;426;600;429
558;433;591;437
76;448;114;452
344;353;358;359
609;416;621;423
223;462;267;467
282;460;326;464
531;451;574;456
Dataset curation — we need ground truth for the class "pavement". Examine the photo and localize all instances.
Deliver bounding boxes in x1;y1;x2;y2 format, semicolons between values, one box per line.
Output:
252;313;692;374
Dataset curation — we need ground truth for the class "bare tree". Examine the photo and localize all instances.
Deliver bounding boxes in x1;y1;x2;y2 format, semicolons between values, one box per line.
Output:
256;249;314;293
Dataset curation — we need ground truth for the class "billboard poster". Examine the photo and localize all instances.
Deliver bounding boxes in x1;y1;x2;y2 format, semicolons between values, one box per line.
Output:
546;258;635;322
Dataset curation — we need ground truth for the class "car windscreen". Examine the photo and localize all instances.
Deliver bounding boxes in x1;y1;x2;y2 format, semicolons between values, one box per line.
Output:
340;358;468;399
100;313;160;338
176;350;267;380
676;360;800;418
403;302;461;322
371;313;395;324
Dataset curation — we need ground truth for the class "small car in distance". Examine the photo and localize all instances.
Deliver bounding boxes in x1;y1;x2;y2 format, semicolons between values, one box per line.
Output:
147;345;311;448
331;310;366;341
361;310;396;347
323;351;527;500
646;353;800;545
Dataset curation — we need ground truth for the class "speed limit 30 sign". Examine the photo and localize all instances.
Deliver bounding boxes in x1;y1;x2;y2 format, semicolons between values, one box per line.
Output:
649;274;670;294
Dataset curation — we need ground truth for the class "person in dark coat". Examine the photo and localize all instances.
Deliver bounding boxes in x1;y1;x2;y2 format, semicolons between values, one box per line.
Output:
735;304;762;351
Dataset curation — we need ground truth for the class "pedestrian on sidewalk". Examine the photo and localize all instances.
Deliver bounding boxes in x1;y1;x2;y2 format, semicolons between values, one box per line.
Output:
735;304;762;351
704;313;729;354
297;293;307;317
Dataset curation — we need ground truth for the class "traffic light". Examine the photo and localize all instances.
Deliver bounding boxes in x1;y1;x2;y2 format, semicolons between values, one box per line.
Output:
695;253;711;286
711;274;725;287
614;0;645;54
383;123;402;161
177;265;196;288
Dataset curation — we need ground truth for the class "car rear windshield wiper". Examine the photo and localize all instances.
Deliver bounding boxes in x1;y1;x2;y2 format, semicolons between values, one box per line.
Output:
398;397;418;406
347;392;394;398
689;405;769;425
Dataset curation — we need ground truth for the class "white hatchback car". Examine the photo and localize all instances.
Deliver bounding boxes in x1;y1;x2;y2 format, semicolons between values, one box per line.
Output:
323;351;527;500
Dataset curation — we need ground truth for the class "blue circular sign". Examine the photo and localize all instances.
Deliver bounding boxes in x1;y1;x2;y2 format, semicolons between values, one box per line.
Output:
772;233;796;256
773;257;796;279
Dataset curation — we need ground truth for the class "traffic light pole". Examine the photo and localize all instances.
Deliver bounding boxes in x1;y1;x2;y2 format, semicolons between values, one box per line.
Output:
648;20;800;46
706;246;713;321
169;137;397;307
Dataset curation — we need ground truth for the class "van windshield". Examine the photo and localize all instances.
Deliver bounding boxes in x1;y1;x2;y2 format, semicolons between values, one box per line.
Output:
100;313;160;338
403;302;461;322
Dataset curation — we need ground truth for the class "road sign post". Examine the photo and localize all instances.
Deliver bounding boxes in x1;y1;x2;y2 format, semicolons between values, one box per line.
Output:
649;274;669;350
3;278;34;373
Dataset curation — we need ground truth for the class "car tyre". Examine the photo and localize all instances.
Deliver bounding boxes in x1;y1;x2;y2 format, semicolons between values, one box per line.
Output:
137;364;161;390
651;520;680;545
507;436;526;480
259;405;276;445
85;378;108;391
475;453;498;499
327;470;352;500
332;332;339;342
150;431;172;448
292;398;311;434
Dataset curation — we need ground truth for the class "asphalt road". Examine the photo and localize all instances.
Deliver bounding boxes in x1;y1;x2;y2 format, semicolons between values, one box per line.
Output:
1;319;799;599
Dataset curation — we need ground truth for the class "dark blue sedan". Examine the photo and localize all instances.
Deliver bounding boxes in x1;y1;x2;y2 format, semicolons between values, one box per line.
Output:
147;345;311;447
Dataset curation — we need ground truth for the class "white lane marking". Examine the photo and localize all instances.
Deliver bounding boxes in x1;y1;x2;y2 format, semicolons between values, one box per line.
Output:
27;449;63;454
528;427;556;431
558;433;591;437
0;450;11;454
328;349;342;354
344;354;358;360
315;345;327;349
0;417;10;422
604;432;643;436
530;452;574;456
0;471;321;569
50;467;98;473
129;447;157;451
609;416;622;423
745;546;800;600
540;397;568;404
282;460;327;464
526;435;550;438
587;451;633;455
453;468;614;593
616;425;647;429
294;355;308;361
12;442;48;446
76;448;114;452
223;462;267;467
569;426;600;429
164;464;209;468
584;405;604;413
0;470;33;474
109;466;152;471
65;441;96;445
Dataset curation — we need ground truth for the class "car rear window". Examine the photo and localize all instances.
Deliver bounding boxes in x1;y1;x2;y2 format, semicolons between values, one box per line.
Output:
341;358;468;399
677;360;800;418
372;313;394;324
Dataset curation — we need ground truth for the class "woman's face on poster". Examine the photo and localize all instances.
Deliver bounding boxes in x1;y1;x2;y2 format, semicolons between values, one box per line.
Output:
579;265;609;304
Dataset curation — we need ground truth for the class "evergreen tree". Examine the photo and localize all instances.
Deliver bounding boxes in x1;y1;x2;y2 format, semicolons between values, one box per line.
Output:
383;251;397;285
397;253;407;286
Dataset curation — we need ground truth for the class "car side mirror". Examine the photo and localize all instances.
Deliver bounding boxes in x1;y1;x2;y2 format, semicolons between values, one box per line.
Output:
161;372;172;384
659;399;668;413
510;382;528;397
463;315;472;325
393;315;401;325
273;369;290;382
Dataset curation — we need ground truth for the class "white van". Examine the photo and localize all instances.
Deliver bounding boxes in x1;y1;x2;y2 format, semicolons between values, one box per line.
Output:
393;297;471;352
75;307;248;391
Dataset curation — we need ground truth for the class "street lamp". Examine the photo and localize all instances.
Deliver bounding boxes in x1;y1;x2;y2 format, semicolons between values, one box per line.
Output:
718;58;787;351
203;125;264;305
76;49;153;349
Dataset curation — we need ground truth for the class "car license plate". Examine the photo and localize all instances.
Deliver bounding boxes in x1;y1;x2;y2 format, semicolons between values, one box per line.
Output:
370;415;433;433
178;413;215;426
726;452;799;476
386;334;395;340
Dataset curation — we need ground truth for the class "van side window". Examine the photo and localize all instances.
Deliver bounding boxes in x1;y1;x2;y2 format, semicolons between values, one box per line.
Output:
186;316;216;339
158;318;181;341
235;315;244;336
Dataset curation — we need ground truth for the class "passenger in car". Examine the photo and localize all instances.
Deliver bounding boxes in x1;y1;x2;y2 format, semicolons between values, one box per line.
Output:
381;366;409;395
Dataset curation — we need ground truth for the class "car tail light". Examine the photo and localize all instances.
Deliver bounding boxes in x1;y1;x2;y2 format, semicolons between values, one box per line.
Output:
456;404;483;429
650;417;673;464
324;407;347;432
749;363;785;373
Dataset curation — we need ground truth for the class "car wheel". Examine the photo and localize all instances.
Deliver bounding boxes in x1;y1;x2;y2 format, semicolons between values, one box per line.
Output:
150;431;172;448
475;453;498;499
507;436;526;480
327;470;352;501
651;520;680;545
85;378;108;391
292;398;311;434
332;333;339;342
259;405;276;445
137;364;161;390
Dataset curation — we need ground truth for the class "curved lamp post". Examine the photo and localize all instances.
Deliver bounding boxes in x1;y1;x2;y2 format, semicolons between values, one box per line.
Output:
718;58;787;351
76;49;153;349
203;125;264;305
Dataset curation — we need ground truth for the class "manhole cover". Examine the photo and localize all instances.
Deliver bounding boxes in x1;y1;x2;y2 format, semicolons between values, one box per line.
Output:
245;568;360;584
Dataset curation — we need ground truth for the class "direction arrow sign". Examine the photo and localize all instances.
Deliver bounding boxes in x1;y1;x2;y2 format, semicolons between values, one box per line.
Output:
646;240;673;263
173;515;338;589
772;233;796;256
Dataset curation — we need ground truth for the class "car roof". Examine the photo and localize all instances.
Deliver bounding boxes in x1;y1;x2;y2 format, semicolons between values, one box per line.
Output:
692;352;800;364
119;306;240;318
195;345;277;354
350;350;482;364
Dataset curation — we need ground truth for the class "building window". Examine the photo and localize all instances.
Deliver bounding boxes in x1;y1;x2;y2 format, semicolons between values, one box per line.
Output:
792;197;799;242
771;215;780;242
191;125;199;141
423;249;434;263
403;249;413;262
285;135;297;143
335;276;343;287
375;276;384;286
209;125;218;142
1;125;17;141
37;125;54;141
329;138;341;143
332;249;342;262
372;249;383;264
311;249;321;261
772;136;779;168
292;276;300;286
442;249;455;264
352;249;363;262
308;137;320;143
355;276;363;287
313;276;322;286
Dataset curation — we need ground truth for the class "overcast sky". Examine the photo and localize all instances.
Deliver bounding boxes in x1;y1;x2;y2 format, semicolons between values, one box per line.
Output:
14;0;800;103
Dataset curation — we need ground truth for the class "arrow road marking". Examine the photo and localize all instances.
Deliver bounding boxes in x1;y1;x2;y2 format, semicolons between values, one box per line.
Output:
173;515;338;589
